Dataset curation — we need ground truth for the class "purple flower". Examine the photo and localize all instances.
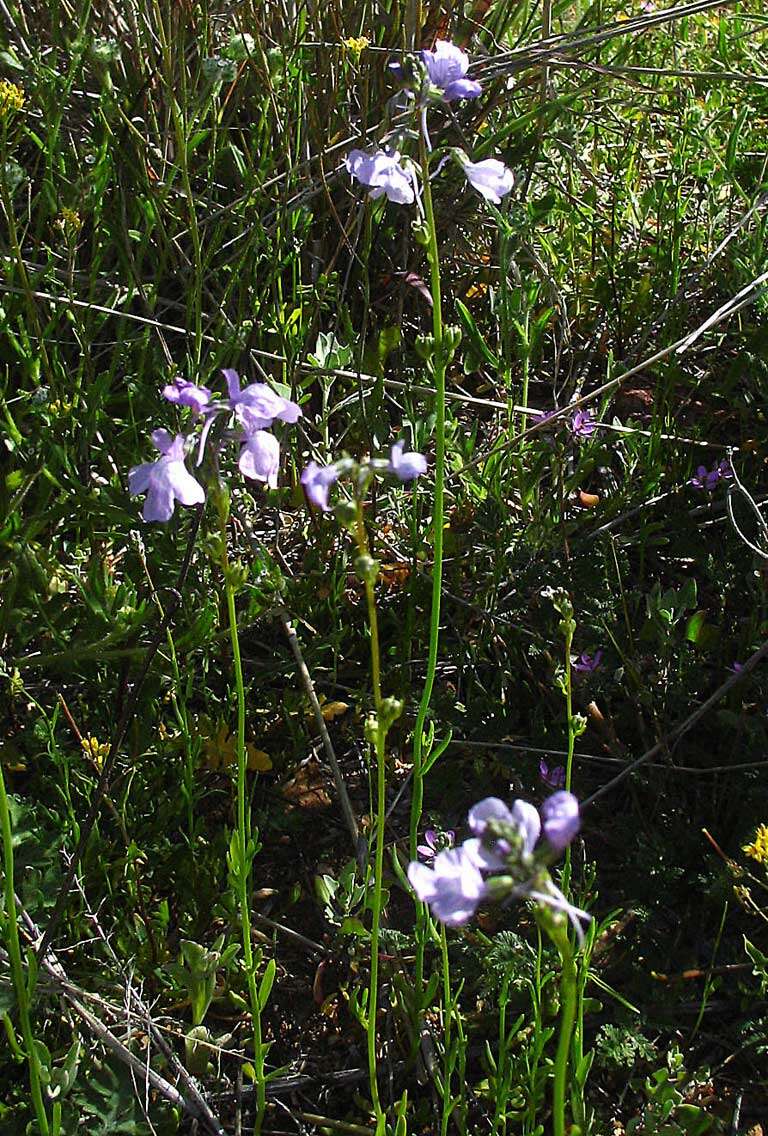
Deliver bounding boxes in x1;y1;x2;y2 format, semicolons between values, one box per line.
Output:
541;791;580;851
388;441;427;481
419;40;482;102
570;409;595;439
539;760;566;790
162;378;212;415
727;661;744;675
407;846;487;926
461;158;514;204
689;458;732;492
128;430;206;523
223;370;302;432
346;149;416;205
572;650;603;674
238;429;280;488
465;796;539;871
417;828;455;864
301;461;340;511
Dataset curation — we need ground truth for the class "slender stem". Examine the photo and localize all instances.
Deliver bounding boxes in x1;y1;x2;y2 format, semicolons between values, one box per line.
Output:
409;124;447;859
563;623;575;889
0;764;50;1136
564;625;575;793
552;939;578;1136
355;507;385;1125
439;925;454;1136
224;565;266;1133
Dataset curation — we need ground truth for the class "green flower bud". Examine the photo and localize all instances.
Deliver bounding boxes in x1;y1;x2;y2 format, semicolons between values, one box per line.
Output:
412;220;430;246
354;553;379;585
333;500;358;529
364;714;379;745
380;697;404;730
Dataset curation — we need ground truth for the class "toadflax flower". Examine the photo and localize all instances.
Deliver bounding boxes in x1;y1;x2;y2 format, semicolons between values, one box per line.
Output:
408;790;590;937
238;429;280;487
540;759;566;790
460;157;514;203
572;649;603;674
419;40;482;102
541;791;581;851
346;149;416;205
223;369;302;431
301;461;340;511
689;458;732;492
417;827;455;864
129;429;205;522
407;845;487;926
162;378;212;415
570;409;595;439
388;441;427;481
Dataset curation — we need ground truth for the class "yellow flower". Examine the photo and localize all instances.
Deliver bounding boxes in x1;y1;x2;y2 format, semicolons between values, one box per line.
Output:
0;81;25;116
743;824;768;867
199;718;272;773
55;208;83;238
343;36;370;61
81;736;110;769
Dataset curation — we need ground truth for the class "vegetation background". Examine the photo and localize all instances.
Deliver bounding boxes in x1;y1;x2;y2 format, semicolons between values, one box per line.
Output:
1;0;768;1132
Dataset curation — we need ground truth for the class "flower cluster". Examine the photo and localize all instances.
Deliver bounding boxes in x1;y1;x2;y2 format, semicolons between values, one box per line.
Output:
301;442;427;513
408;791;590;935
129;370;302;522
690;458;732;492
743;823;768;868
346;39;514;208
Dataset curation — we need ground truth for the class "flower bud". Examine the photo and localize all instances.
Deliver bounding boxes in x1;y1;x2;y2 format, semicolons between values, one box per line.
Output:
415;334;436;361
364;714;379;745
380;697;404;730
333;500;358;529
412;220;430;246
354;554;380;585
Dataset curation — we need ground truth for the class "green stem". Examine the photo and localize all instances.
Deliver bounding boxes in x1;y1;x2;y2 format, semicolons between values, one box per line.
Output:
0;765;50;1136
563;622;575;889
356;508;385;1126
552;938;578;1136
224;567;266;1133
409;125;447;858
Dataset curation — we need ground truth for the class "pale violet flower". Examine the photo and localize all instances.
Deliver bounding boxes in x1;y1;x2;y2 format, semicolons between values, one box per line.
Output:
346;149;416;205
129;430;205;523
541;791;581;851
468;796;513;836
223;369;302;432
407;845;487;926
301;461;340;511
420;40;482;102
388;441;427;481
461;158;514;203
162;378;212;415
239;429;280;488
